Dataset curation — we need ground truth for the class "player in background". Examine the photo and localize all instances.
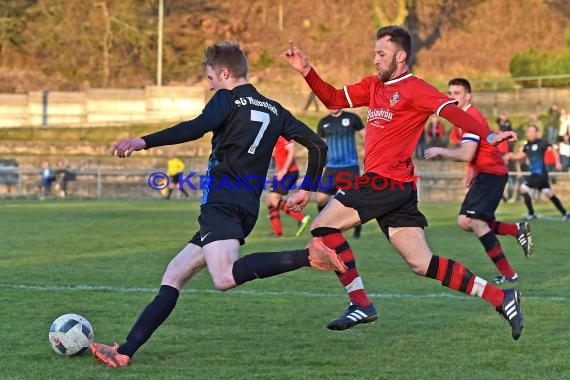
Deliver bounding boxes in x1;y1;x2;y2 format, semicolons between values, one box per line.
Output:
89;41;345;367
266;136;311;237
425;78;533;286
282;25;524;340
507;125;570;222
316;109;366;238
165;151;190;200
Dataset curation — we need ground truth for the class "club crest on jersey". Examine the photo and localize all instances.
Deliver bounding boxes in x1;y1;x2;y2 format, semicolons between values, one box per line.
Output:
389;92;400;107
342;118;350;127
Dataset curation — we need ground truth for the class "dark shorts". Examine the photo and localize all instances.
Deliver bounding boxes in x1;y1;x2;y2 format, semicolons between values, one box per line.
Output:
270;170;299;195
189;203;257;247
333;172;427;237
318;166;360;195
170;173;181;184
523;173;551;191
460;173;507;222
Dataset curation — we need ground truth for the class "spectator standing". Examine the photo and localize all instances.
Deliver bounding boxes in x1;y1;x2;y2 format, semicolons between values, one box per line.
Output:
546;102;561;145
559;134;570;172
558;108;569;138
39;159;55;197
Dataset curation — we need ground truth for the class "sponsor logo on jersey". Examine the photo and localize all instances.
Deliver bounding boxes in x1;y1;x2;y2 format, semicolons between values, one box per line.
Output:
367;108;393;123
389;92;400;107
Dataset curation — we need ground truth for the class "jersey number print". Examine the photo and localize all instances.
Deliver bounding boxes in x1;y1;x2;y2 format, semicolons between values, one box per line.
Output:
248;110;270;154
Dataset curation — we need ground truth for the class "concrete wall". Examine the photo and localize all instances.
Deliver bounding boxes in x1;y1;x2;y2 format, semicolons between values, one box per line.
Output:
0;86;209;127
1;85;568;128
474;87;570;119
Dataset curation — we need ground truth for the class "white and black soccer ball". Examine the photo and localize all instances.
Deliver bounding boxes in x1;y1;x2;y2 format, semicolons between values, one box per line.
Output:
48;313;94;356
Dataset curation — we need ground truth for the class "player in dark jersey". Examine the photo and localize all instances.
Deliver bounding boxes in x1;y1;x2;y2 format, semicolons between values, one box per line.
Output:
266;136;311;237
283;25;524;340
89;41;346;368
507;125;569;221
316;109;366;238
425;78;533;286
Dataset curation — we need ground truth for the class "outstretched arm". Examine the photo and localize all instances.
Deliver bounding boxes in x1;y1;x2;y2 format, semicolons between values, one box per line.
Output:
440;105;517;145
110;90;232;158
282;41;350;109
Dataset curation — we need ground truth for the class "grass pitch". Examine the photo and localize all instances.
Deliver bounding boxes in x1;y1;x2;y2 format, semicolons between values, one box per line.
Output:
1;199;569;379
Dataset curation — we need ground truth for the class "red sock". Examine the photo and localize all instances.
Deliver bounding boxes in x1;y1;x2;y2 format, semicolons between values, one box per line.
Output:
278;199;304;222
480;232;516;278
268;205;282;235
425;255;504;307
313;228;371;307
482;284;505;307
488;220;517;237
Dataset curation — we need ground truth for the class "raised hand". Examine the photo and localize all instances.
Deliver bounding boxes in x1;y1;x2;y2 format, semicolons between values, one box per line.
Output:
282;41;311;76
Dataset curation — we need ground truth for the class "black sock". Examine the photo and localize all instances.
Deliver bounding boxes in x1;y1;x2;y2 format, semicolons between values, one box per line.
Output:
522;193;534;215
232;250;310;285
166;189;173;199
118;285;179;357
180;188;189;197
550;195;567;215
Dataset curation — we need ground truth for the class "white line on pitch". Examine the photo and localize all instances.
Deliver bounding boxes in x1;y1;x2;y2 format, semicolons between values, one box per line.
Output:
1;283;568;302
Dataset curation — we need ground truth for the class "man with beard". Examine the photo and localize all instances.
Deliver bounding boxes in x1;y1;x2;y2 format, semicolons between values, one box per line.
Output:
281;25;525;340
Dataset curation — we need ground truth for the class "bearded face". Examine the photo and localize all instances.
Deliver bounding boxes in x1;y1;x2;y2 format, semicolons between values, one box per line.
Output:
378;53;398;82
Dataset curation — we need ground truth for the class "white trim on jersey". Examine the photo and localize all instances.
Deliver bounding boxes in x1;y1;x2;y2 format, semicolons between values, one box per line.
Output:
437;100;459;116
462;103;472;112
384;73;413;85
343;86;353;108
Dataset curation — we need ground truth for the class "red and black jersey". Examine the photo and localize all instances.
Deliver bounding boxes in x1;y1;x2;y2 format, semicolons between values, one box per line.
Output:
273;136;298;172
305;70;456;182
453;104;508;176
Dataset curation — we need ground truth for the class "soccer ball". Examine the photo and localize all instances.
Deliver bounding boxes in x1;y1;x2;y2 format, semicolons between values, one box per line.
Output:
48;313;94;356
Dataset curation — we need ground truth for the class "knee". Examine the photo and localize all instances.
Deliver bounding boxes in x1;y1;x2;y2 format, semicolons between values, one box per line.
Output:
456;216;471;231
211;276;235;291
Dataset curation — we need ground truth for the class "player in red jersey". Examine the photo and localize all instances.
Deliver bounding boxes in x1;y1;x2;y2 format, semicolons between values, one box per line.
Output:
425;78;534;285
266;136;311;237
282;25;524;340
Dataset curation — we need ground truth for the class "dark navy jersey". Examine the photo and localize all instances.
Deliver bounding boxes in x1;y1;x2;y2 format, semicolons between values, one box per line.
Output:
317;111;364;168
523;138;550;175
142;83;326;216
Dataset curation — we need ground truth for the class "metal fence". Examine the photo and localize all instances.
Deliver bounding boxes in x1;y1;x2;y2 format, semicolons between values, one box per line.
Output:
2;167;569;203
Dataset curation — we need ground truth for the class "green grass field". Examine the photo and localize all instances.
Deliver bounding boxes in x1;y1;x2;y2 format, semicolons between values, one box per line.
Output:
1;199;569;379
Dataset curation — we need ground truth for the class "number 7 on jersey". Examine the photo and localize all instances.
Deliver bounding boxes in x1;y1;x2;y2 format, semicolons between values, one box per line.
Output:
247;110;270;154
